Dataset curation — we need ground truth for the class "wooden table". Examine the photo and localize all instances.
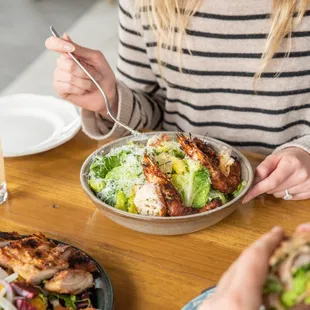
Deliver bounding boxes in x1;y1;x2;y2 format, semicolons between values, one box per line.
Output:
1;131;309;310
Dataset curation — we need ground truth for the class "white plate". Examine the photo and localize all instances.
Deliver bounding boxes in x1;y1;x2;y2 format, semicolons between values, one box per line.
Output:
0;94;81;157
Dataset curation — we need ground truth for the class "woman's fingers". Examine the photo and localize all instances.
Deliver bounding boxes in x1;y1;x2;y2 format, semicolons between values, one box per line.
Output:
45;36;75;53
46;35;103;62
273;189;310;200
53;81;86;97
57;53;103;80
267;167;309;194
243;160;293;203
266;175;297;195
54;68;94;91
56;56;102;81
272;178;310;199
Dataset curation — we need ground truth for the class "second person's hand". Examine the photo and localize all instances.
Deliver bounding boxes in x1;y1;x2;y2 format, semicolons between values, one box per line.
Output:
45;34;118;117
199;224;310;310
199;226;284;310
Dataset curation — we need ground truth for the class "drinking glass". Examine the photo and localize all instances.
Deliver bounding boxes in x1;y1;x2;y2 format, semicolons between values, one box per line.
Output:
0;139;8;204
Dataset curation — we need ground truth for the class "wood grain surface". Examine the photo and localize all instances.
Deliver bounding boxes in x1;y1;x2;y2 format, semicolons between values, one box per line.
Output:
1;131;309;310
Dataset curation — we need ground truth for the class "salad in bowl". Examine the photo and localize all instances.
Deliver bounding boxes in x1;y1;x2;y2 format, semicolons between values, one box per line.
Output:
87;133;247;218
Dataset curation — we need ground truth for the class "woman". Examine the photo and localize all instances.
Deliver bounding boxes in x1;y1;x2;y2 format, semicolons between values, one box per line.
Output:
46;0;310;202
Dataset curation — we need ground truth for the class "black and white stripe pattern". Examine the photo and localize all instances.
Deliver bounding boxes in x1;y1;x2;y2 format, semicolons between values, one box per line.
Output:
84;0;310;154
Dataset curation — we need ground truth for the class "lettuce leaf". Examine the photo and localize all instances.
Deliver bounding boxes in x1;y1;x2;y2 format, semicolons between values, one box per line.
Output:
209;190;227;204
279;265;310;308
48;293;77;309
90;154;122;178
172;159;211;208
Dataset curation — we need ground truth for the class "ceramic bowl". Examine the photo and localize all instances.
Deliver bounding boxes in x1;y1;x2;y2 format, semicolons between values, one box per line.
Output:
80;132;254;235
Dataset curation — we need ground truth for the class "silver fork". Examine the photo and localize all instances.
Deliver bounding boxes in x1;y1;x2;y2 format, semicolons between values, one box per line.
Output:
49;26;146;139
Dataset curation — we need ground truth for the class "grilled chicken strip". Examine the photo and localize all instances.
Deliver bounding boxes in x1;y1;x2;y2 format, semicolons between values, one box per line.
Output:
176;133;241;194
0;234;69;284
142;153;198;216
45;269;93;295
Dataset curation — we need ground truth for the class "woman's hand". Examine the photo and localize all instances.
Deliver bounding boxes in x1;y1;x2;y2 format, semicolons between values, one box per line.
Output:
45;34;117;116
243;147;310;203
200;224;310;310
199;226;284;310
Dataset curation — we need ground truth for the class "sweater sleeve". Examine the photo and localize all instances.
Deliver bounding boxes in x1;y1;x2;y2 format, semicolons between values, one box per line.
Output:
81;0;164;140
274;135;310;154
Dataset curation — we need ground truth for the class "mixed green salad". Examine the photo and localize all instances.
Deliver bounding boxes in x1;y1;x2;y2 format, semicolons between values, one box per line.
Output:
88;134;246;216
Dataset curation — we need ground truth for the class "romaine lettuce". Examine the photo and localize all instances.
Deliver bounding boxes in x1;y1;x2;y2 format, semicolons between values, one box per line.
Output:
90;153;122;178
172;159;211;208
280;265;310;308
209;190;227;204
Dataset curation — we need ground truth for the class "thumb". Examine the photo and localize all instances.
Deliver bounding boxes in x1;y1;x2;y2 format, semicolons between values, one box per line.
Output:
62;34;99;61
63;33;73;42
46;35;99;61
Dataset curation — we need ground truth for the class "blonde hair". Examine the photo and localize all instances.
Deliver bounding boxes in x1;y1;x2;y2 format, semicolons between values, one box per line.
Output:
136;0;309;79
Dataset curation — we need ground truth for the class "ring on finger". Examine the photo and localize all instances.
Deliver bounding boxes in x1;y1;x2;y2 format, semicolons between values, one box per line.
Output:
283;189;293;200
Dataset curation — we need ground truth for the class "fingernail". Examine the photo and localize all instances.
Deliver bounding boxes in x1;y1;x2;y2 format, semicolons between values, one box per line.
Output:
271;226;283;233
64;43;75;52
242;196;252;204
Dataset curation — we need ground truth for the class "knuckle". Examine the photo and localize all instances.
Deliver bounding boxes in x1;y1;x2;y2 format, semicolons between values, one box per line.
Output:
257;162;270;175
294;159;303;169
93;50;103;61
284;156;302;168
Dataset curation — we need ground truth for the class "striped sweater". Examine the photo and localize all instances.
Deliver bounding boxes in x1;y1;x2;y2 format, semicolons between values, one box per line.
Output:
81;0;310;155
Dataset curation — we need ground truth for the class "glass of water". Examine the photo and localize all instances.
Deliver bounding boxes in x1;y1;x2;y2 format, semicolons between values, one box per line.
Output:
0;139;8;204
